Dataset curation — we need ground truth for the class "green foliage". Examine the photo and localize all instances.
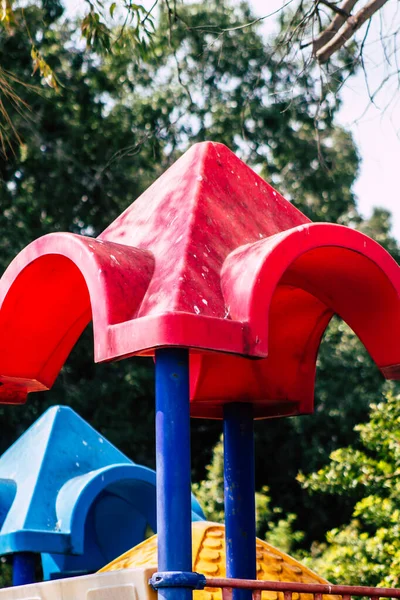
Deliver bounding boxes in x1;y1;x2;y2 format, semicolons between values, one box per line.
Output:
143;1;360;224
192;438;225;524
0;0;399;557
0;560;11;588
267;513;304;555
194;438;304;555
359;208;400;263
81;8;113;52
0;0;154;104
299;391;400;586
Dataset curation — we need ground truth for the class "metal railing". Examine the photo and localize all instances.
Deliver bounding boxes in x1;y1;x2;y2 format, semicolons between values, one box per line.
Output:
204;578;400;600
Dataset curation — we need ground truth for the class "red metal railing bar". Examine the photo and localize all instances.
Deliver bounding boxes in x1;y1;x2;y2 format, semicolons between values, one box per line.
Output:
205;578;400;598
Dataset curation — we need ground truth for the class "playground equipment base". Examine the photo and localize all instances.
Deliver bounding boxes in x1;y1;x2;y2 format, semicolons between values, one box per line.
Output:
0;567;156;600
0;523;336;600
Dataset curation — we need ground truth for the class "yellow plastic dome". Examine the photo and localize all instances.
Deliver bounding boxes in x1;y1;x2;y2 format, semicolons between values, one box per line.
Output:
100;521;338;600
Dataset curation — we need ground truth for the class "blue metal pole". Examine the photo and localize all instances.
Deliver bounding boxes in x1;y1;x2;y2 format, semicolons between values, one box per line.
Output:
155;348;192;600
223;403;256;600
12;553;36;586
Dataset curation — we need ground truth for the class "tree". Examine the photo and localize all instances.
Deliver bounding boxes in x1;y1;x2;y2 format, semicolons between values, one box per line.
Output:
0;0;398;548
298;390;400;587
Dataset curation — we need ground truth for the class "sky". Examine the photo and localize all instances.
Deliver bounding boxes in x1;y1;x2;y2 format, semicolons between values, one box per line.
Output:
249;0;400;240
64;0;400;240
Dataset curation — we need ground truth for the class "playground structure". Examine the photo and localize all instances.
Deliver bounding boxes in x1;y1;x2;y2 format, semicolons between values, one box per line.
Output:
0;141;399;600
0;406;204;583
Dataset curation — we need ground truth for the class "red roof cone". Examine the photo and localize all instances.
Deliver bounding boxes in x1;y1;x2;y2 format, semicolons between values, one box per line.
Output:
0;142;399;417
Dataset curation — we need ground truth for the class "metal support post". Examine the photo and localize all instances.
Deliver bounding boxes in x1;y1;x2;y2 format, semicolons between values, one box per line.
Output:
155;348;193;600
12;553;36;586
223;403;257;600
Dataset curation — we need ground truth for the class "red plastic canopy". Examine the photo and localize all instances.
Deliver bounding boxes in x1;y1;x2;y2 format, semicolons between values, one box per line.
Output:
0;142;399;418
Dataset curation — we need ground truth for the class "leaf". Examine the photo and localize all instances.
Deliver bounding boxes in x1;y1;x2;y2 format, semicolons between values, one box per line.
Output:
0;0;14;25
0;0;7;20
30;46;58;90
81;9;112;52
109;2;116;19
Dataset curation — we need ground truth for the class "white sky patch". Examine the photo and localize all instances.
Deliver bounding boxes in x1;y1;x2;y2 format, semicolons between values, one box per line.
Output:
250;0;400;241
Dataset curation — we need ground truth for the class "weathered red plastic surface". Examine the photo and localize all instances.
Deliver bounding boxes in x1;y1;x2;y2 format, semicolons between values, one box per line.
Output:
0;142;399;418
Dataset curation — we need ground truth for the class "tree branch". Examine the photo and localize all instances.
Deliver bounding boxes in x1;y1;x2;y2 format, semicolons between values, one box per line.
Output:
312;0;359;53
318;0;352;18
316;0;391;63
